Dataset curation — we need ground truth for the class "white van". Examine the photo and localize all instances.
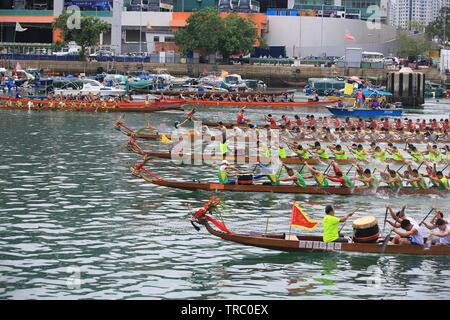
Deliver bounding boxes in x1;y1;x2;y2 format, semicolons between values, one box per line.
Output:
53;44;81;56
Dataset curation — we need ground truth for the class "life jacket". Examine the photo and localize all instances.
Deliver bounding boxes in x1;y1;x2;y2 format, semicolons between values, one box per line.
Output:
373;150;387;161
436;177;449;190
341;175;353;188
278;147;287;159
355;148;368;160
218;167;229;184
296;149;309;159
409;175;427;189
334;149;347;160
387;174;403;189
392;150;405;161
220;142;228;155
314;174;329;187
410;150;423;161
429;150;442;162
294;172;306;188
317;148;329;159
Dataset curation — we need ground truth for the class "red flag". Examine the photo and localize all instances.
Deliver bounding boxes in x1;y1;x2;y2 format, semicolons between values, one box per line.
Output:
203;68;208;73
205;215;233;234
345;32;356;41
291;202;319;231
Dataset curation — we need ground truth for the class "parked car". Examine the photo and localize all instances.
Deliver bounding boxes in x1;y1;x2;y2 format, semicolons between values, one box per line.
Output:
53;45;81;56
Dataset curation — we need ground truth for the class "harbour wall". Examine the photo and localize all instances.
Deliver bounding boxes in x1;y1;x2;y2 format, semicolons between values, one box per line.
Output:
0;59;444;85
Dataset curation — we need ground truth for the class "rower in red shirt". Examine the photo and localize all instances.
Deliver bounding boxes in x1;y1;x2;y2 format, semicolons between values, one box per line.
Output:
357;118;366;129
236;107;249;124
309;115;317;127
395;119;404;130
345;117;355;128
419;120;427;130
382;118;391;129
265;114;278;128
294;115;303;127
406;119;415;130
332;117;342;128
369;119;378;130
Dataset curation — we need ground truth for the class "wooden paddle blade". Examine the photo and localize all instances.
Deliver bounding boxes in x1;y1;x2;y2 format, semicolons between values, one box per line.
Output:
380;230;394;252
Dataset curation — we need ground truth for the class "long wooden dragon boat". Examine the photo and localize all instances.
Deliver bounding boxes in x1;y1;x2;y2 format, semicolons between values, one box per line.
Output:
116;123;450;145
146;90;295;97
195;217;450;256
0;97;185;112
185;99;338;108
131;165;449;196
187;198;450;256
127;144;448;166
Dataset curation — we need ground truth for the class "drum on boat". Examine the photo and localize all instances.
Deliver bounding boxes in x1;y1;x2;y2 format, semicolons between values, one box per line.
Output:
237;172;254;185
352;216;380;243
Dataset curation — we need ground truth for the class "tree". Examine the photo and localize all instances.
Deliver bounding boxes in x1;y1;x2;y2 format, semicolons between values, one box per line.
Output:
218;13;259;61
425;7;450;45
52;11;110;60
174;8;225;58
175;8;261;60
395;33;436;58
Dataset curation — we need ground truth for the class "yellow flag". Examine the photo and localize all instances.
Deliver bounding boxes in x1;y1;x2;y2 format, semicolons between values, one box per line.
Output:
344;83;354;95
161;134;173;144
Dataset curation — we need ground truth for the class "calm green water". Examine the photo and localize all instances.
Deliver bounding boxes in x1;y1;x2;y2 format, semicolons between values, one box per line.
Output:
0;97;449;300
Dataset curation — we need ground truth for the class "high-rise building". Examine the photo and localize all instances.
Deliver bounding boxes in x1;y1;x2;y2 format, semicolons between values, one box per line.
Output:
388;0;449;29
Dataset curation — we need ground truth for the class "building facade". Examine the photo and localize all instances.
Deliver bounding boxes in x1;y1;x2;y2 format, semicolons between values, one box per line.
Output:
0;0;396;57
388;0;450;29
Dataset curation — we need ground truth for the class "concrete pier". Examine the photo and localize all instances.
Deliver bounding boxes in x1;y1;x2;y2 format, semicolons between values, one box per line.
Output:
0;59;444;85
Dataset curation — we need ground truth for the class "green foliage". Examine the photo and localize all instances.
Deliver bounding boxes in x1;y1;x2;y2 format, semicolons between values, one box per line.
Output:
52;11;110;60
395;33;437;57
175;7;225;57
425;7;450;44
218;13;258;60
175;8;261;59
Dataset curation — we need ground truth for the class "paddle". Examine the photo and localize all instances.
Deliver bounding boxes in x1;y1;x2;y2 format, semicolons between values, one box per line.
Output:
379;210;402;253
381;208;389;235
419;207;436;227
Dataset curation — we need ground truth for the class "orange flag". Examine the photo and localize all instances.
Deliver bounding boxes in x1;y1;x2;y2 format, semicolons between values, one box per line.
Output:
291;202;319;231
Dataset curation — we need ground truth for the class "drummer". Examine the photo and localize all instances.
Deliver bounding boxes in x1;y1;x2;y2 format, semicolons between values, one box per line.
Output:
322;205;357;243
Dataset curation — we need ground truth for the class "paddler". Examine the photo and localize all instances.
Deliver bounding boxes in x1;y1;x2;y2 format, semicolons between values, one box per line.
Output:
407;145;425;162
265;114;277;128
310;142;329;159
400;162;427;189
387;145;405;162
325;161;354;188
375;167;403;189
322;205;357;243
328;144;347;160
371;146;387;162
354;144;369;161
237;107;249;124
277;166;306;188
218;160;240;184
303;162;329;187
278;144;287;159
287;143;310;160
427;144;443;162
389;219;424;245
353;165;379;189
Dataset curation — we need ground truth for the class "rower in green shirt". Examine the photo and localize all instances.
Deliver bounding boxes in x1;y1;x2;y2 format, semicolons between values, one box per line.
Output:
277;166;306;188
375;167;403;189
322;205;357;243
303;162;329;187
